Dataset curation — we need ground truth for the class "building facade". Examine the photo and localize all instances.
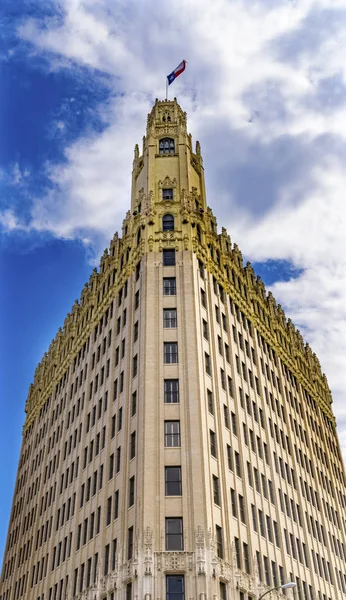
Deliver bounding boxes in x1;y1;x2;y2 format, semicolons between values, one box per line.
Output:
1;99;346;600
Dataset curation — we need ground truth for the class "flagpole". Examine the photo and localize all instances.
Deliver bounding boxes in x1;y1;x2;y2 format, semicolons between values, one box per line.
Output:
166;77;168;100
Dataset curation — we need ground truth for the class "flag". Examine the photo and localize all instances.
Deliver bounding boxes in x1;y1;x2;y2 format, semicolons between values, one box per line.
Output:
167;60;187;85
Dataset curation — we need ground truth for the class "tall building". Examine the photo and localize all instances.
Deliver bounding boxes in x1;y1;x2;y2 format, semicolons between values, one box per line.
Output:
1;99;346;600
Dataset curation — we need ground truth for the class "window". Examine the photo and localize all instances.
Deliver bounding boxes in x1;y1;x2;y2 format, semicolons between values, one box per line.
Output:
133;321;138;342
205;353;211;376
244;543;250;574
118;407;123;431
207;389;214;414
163;277;176;295
109;454;114;480
164;379;179;403
106;496;112;526
166;518;183;550
201;288;207;308
163;214;175;231
130;431;136;459
159;138;175;154
104;544;110;576
163;188;174;201
231;489;237;517
132;355;138;377
223;405;230;428
216;525;223;558
114;490;119;519
239;494;246;523
165;421;180;447
213;476;220;505
235;451;241;478
219;582;227;600
163;249;176;266
116;447;121;473
126;583;132;600
210;430;217;458
165;466;182;496
127;527;133;560
166;575;184;600
227;445;233;471
131;391;137;416
164;308;177;328
202;319;209;340
129;476;135;507
164;342;178;363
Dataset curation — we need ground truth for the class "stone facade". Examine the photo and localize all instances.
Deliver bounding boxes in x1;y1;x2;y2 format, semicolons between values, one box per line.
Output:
1;100;345;600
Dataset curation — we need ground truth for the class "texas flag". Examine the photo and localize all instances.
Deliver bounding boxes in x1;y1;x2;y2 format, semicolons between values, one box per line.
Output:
167;60;187;85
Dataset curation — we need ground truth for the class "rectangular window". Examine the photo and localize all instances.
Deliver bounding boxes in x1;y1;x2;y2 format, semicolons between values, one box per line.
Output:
216;525;223;558
116;447;121;473
164;379;179;403
162;188;173;201
227;445;233;471
133;321;139;342
104;544;109;576
201;288;206;308
213;475;220;505
235;451;241;478
163;277;176;295
207;389;214;414
166;575;184;600
131;391;137;416
130;431;136;459
109;454;114;480
164;342;178;364
202;319;209;340
231;489;237;517
243;543;250;574
127;527;133;560
219;582;227;600
106;496;112;526
132;355;138;377
210;430;217;458
205;353;211;376
166;518;183;551
126;582;132;600
165;421;180;447
129;476;135;507
223;405;230;428
220;369;226;390
165;466;182;496
239;494;246;524
163;249;176;266
112;538;117;570
114;490;119;519
235;537;241;569
164;309;177;328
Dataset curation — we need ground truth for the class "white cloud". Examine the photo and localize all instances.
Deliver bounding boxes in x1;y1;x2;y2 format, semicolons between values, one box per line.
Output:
7;0;346;459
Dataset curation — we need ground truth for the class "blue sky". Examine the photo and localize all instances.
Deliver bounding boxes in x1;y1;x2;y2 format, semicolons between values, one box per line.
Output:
1;0;346;566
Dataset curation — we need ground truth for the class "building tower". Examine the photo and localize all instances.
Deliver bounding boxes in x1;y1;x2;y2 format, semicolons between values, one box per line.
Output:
1;99;346;600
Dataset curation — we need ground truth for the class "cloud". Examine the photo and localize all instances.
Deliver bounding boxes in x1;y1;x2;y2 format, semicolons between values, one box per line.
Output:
3;0;346;459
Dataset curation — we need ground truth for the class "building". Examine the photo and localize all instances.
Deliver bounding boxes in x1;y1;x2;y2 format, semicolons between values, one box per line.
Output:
1;99;346;600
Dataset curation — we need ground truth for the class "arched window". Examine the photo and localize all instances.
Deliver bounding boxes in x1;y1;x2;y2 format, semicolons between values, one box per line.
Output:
197;225;202;242
163;214;174;231
159;138;175;154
